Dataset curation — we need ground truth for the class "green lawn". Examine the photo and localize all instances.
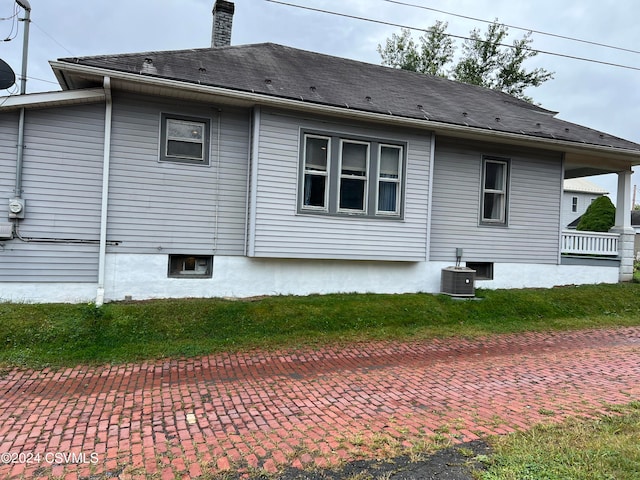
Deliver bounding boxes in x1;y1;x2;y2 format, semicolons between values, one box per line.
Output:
2;284;639;479
479;402;640;480
2;283;640;368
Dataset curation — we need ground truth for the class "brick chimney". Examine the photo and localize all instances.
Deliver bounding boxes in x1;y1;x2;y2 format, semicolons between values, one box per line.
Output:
212;1;235;47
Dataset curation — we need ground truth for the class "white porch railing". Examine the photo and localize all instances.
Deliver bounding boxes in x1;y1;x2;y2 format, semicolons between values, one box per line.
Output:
561;230;619;256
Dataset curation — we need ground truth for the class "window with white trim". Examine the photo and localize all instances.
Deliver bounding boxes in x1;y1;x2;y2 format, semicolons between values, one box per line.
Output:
481;157;509;225
160;113;210;165
302;135;330;210
338;140;369;213
571;196;578;213
299;132;405;218
377;145;403;215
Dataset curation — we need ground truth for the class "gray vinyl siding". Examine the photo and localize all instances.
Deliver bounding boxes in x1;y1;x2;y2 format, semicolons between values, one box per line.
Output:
430;137;562;264
250;110;430;261
1;94;250;283
0;243;99;282
0;104;104;282
106;93;249;255
0;111;18;199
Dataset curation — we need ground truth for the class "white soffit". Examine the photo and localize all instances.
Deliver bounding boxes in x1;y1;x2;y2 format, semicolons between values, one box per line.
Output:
0;88;105;111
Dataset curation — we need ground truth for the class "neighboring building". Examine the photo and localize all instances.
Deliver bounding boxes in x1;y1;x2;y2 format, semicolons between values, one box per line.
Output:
562;178;608;228
632;211;640;260
1;1;639;304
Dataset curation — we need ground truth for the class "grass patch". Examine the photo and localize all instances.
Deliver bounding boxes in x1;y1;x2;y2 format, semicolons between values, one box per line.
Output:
479;402;640;479
1;283;640;368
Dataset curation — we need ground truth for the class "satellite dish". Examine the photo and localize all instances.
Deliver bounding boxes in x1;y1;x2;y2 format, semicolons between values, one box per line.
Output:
0;59;16;90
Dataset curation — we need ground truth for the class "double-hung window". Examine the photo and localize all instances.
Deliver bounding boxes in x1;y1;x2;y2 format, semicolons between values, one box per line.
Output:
160;113;211;165
481;156;509;225
339;140;369;212
302;135;330;210
377;145;403;215
300;131;405;218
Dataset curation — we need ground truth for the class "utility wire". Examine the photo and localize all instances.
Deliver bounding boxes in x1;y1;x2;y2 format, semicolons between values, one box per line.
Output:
32;21;74;56
0;6;18;21
265;0;640;72
383;0;640;55
1;1;19;42
22;75;59;85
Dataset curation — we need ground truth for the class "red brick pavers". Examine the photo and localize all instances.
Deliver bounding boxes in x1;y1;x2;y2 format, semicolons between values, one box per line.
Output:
1;327;639;479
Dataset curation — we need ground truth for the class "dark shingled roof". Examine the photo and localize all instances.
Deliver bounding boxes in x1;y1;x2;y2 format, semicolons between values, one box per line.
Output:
58;42;640;152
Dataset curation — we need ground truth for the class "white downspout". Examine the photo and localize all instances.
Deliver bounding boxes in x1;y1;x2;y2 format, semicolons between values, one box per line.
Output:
243;109;252;256
247;106;261;257
425;132;436;261
213;109;221;252
96;76;112;306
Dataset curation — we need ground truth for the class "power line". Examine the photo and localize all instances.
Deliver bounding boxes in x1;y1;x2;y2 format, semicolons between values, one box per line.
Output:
32;21;74;56
265;0;640;72
382;0;640;56
0;7;18;21
23;74;59;86
1;1;19;42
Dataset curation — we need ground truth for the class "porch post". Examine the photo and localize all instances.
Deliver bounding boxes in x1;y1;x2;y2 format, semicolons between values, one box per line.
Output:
610;169;635;281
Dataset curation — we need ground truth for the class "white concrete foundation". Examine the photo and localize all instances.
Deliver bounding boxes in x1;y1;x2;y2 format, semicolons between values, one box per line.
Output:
0;254;622;304
0;283;97;304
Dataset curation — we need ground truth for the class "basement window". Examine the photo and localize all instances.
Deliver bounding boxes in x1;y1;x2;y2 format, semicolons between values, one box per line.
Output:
160;113;211;165
168;255;213;278
465;262;494;280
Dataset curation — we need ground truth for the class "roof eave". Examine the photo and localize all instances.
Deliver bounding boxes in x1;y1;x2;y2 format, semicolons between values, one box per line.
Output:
49;61;640;165
0;88;106;111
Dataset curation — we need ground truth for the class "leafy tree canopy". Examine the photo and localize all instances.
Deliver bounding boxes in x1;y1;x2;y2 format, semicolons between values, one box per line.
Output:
576;196;616;232
378;20;553;102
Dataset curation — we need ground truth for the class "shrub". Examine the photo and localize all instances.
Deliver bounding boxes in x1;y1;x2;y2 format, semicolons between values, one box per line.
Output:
577;196;615;232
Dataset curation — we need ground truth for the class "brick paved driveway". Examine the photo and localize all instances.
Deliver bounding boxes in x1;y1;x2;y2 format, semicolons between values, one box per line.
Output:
1;327;639;479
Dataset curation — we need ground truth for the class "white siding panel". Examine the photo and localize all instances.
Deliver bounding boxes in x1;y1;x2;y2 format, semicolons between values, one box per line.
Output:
106;93;249;255
251;111;430;261
430;137;562;264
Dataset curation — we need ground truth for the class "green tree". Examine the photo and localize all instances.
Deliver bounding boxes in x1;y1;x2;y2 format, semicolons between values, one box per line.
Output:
378;22;454;76
576;196;616;232
378;20;553;102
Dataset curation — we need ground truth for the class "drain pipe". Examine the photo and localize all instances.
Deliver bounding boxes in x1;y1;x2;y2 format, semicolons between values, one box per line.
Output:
96;76;113;307
13;109;26;197
11;1;31;220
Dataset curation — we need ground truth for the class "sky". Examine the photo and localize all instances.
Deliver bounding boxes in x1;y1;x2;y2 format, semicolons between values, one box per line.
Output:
1;0;639;202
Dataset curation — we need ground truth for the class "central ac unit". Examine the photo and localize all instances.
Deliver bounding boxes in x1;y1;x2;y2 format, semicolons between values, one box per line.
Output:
441;267;475;297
